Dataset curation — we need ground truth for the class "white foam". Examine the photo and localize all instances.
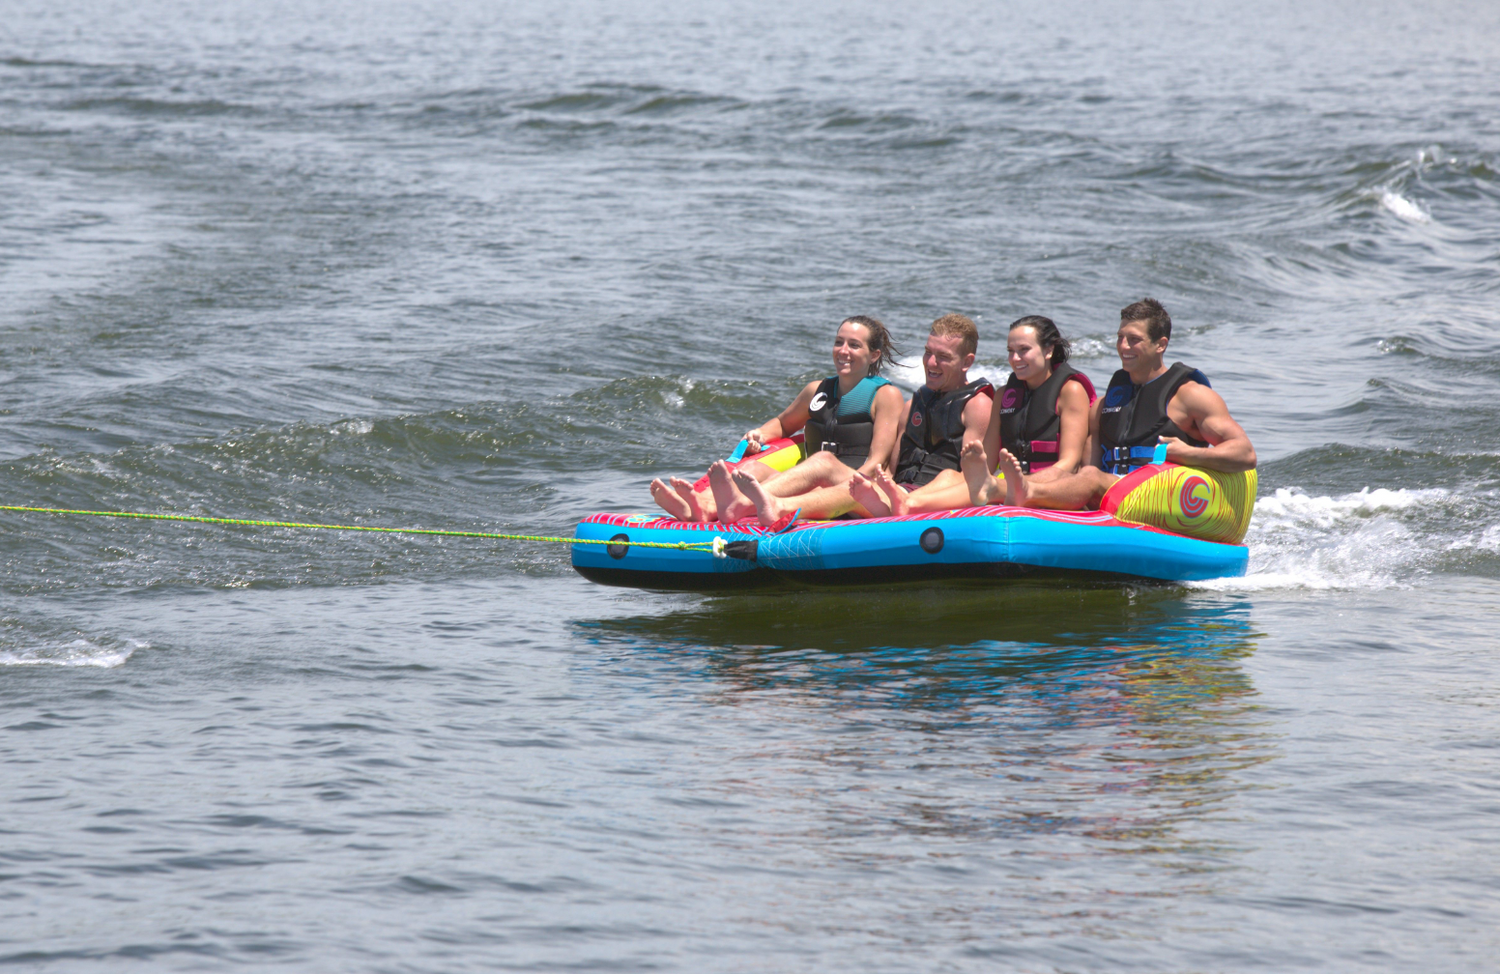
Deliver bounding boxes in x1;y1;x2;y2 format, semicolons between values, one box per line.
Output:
886;356;926;392
1253;485;1445;527
658;378;695;409
887;355;1008;393
1380;189;1430;223
1191;487;1451;592
0;638;142;668
1444;522;1500;552
1417;145;1457;168
1068;337;1114;360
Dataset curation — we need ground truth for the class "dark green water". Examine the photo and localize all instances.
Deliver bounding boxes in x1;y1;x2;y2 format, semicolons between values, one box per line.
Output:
3;0;1499;969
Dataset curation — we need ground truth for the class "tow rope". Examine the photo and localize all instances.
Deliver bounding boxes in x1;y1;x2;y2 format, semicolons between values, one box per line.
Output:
0;505;722;554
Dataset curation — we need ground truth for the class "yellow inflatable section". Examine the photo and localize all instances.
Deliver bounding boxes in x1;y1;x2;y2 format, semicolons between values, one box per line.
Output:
1100;464;1257;545
755;438;805;474
690;436;805;493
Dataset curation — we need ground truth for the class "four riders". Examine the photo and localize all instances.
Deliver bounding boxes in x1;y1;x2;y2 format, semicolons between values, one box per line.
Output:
651;299;1256;527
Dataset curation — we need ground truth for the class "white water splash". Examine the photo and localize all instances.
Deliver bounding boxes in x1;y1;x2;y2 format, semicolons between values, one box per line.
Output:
0;638;143;668
887;355;1009;393
1444;521;1500;552
1379;189;1430;223
1192;487;1450;592
1254;485;1443;525
1068;337;1114;360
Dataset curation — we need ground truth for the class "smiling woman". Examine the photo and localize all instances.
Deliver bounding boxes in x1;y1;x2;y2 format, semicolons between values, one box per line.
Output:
648;315;904;523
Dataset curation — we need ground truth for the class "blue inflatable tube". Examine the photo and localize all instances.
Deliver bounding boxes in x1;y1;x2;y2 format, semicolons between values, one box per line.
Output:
572;506;1247;588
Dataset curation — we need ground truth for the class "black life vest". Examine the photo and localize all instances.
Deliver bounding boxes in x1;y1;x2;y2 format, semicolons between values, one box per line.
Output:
1096;362;1210;475
997;364;1097;474
895;378;993;487
802;376;883;469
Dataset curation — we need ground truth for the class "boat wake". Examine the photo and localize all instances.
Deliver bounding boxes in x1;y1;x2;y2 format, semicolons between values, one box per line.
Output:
1192;485;1491;591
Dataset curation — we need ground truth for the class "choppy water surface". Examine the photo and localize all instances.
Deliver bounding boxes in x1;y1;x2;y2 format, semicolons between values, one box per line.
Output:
3;0;1499;969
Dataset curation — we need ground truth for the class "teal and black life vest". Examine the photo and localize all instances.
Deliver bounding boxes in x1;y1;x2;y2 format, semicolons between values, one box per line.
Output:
1096;362;1210;475
997;364;1097;473
802;375;891;470
894;378;993;487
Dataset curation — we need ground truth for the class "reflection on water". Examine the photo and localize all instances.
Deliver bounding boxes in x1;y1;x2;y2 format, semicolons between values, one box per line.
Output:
584;588;1272;882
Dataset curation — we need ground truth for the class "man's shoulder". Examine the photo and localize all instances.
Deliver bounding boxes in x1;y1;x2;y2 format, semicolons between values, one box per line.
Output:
1169;376;1229;416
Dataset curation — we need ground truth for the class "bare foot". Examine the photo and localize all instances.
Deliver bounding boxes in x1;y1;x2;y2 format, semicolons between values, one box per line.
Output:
961;440;1001;506
874;467;909;516
848;472;891;518
670;477;711;522
709;461;754;522
731;468;787;528
995;449;1029;507
650;478;693;521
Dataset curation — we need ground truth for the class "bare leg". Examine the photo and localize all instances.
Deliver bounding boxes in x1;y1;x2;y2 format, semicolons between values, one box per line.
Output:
874;467;910;516
790;484;862;520
670;477;711;522
650;479;694;521
736;469;869;524
999;453;1120;510
709;460;756;522
848;472;891;518
731;468;793;527
962;441;1003;506
895;468;983;513
762;451;854;498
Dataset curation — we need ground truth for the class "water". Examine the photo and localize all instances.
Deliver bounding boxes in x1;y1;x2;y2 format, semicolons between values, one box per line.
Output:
3;0;1499;968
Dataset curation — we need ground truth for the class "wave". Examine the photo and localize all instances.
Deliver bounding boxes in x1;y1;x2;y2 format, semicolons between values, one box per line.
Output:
1194;484;1499;591
1378;189;1430;223
61;96;255;118
0;637;142;668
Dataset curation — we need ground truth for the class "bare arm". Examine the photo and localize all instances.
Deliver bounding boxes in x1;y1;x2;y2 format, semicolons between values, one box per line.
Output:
1161;383;1257;473
857;384;906;477
1051;381;1092;474
886;397;913;472
1082;397;1104;470
744;380;819;454
960;390;992;448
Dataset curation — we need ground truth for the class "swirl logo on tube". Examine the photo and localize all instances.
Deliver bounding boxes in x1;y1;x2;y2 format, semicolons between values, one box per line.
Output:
1178;476;1211;519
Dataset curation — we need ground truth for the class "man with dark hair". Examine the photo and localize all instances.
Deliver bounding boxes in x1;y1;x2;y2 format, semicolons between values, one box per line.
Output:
991;298;1256;510
1120;297;1172;342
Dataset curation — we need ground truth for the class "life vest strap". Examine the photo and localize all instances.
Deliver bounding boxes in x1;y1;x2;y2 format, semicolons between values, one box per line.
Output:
1101;445;1160;475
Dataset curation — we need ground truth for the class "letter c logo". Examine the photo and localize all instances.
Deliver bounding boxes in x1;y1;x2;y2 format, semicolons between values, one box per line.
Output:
809;392;828;412
1179;476;1211;518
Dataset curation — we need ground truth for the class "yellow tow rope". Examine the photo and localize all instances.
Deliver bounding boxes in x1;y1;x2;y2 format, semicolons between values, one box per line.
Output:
0;505;719;553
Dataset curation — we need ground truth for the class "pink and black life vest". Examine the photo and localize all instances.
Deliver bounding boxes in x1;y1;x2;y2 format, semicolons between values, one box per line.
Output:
996;364;1097;473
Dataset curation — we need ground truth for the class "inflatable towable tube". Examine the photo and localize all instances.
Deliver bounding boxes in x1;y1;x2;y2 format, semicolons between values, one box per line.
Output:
1100;463;1256;546
573;437;1255;588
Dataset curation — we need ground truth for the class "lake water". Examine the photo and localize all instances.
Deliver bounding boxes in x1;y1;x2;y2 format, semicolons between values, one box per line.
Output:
3;0;1499;969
